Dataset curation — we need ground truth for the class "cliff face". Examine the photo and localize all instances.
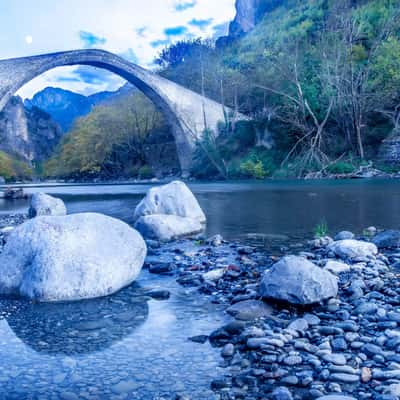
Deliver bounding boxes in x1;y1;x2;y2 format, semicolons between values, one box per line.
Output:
0;96;62;163
229;0;284;37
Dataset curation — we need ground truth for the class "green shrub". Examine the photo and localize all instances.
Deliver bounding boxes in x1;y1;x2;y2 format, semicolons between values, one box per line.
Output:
314;221;328;238
240;159;266;179
326;161;356;174
138;165;154;179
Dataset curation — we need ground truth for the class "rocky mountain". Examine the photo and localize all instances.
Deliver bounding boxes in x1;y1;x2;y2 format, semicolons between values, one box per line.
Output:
25;86;128;132
229;0;284;37
0;96;62;163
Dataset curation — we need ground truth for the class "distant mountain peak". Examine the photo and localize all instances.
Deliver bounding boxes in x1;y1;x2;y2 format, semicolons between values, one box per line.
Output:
25;84;132;132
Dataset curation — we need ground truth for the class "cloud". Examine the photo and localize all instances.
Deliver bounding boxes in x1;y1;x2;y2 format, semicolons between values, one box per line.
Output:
164;26;188;37
150;39;171;48
188;18;213;30
79;31;106;48
135;27;148;38
174;1;197;12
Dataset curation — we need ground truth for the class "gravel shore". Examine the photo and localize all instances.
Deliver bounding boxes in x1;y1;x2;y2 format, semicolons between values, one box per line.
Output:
1;215;400;400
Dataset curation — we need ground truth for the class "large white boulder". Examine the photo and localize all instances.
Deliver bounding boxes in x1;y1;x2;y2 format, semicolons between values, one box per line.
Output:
328;239;378;259
0;213;146;302
260;256;338;305
29;192;67;218
134;181;206;223
134;214;203;241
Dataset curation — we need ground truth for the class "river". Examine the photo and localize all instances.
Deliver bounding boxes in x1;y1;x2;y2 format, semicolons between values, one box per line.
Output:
0;178;400;398
2;179;400;245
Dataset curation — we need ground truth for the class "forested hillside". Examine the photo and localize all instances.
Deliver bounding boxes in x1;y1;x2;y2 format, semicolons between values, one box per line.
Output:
47;0;400;180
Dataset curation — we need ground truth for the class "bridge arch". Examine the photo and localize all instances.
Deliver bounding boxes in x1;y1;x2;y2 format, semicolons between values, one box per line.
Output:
0;49;231;175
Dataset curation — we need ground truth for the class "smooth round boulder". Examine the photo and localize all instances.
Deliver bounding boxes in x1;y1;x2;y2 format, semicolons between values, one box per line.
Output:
134;214;203;241
0;213;146;302
29;192;67;218
373;230;400;249
260;256;338;305
134;181;206;223
328;239;378;259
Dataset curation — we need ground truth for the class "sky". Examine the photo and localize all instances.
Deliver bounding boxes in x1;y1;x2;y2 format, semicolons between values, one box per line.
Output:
0;0;235;99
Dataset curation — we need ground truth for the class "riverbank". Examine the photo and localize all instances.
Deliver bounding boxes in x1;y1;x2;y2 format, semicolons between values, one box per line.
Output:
2;163;400;186
1;213;400;399
145;232;400;400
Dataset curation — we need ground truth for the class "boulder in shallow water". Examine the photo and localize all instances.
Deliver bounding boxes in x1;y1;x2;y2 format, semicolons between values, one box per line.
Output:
260;256;338;305
134;214;203;241
372;229;400;249
328;239;378;259
28;192;67;218
134;180;206;223
0;213;146;301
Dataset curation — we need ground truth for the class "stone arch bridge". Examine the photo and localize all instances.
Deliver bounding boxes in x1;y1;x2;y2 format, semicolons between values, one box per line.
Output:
0;49;239;175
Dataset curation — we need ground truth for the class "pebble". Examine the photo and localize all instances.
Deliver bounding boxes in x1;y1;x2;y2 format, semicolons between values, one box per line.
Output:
322;353;347;366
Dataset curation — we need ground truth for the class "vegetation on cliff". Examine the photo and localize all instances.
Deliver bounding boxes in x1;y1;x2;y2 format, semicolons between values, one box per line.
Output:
158;0;400;178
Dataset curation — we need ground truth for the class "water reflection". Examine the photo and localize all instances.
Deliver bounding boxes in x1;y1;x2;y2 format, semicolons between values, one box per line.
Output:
6;284;149;355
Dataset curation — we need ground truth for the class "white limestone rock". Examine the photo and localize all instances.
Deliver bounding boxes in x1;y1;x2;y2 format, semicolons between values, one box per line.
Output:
29;192;67;218
324;260;351;275
134;181;206;223
134;214;203;241
260;255;338;305
328;239;378;259
0;213;146;302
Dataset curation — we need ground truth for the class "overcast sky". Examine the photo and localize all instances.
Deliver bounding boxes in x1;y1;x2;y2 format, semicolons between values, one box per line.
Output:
0;0;235;99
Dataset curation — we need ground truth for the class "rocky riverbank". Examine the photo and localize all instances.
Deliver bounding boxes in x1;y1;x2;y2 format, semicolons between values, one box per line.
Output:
144;231;400;400
1;213;400;400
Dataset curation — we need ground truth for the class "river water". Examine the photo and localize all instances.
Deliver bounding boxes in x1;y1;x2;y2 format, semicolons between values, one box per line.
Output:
2;179;400;243
0;179;400;399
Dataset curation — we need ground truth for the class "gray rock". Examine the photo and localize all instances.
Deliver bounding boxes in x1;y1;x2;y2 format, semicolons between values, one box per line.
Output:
324;260;351;275
134;214;203;241
316;397;357;400
0;213;146;301
330;373;359;383
28;192;67;218
328;240;378;259
288;318;309;332
373;230;400;249
134;180;206;223
226;300;273;321
221;343;235;357
260;256;338;305
322;353;347;365
271;386;293;400
334;231;355;241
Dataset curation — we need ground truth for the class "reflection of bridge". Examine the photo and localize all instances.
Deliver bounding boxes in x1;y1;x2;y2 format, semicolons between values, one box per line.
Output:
0;49;239;175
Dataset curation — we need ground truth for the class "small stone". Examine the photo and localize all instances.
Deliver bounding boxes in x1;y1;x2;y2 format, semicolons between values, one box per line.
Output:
288;318;309;332
330;373;360;383
271;386;293;400
322;353;347;365
147;289;171;300
324;260;351;274
221;343;235;358
283;355;303;366
361;367;372;383
334;231;355;241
